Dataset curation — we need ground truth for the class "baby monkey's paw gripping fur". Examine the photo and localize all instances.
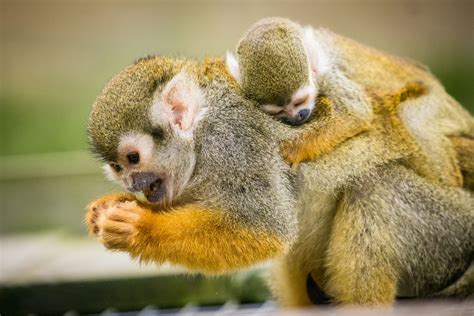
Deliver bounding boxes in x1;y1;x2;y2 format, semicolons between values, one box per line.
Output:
85;193;149;252
280;137;308;167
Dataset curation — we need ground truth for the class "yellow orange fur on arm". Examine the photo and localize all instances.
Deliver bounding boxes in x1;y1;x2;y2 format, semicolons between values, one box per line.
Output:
85;193;285;273
280;96;370;167
280;81;430;168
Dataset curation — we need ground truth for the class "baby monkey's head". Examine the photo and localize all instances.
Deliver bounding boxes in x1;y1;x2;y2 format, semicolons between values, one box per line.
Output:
88;57;207;205
226;17;316;126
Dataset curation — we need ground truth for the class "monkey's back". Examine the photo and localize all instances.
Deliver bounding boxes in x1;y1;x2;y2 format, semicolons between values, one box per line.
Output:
323;29;435;90
179;62;298;244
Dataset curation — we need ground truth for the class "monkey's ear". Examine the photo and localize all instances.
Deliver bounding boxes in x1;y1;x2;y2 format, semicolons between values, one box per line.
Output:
151;71;207;140
301;26;331;76
225;51;241;84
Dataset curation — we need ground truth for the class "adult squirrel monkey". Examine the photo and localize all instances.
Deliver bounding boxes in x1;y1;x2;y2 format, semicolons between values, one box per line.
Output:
87;58;298;273
86;56;473;306
226;17;474;188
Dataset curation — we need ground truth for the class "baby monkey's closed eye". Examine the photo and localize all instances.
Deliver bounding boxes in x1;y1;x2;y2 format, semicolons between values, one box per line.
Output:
261;104;284;115
293;94;309;107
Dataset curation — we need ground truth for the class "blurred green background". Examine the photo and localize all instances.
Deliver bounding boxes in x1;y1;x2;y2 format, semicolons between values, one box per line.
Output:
0;0;473;274
2;0;473;157
2;0;472;234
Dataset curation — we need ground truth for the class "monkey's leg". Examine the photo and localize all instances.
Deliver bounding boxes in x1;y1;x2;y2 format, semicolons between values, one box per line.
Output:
269;257;312;307
324;192;399;305
86;194;285;273
433;263;474;298
397;92;466;187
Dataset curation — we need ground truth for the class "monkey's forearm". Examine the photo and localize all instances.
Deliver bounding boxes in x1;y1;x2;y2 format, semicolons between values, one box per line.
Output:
281;71;374;166
86;194;285;273
281;111;371;166
130;205;285;272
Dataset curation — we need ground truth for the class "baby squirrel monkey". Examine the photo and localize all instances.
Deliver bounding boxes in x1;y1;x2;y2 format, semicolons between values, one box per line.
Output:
227;18;317;126
225;17;373;165
86;56;473;306
226;17;474;188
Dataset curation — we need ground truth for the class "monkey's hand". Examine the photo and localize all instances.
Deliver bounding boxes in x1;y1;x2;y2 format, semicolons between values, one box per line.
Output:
86;194;285;273
86;194;148;251
85;193;137;237
280;137;308;168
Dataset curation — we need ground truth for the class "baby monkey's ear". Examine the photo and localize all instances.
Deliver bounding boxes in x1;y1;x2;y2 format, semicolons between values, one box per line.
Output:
225;51;241;84
151;71;207;140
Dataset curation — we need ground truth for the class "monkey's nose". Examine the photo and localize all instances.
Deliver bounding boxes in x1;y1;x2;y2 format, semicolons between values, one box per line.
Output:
129;172;161;192
293;109;311;125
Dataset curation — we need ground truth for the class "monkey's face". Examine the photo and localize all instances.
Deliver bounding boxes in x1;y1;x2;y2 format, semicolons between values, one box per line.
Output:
225;48;315;126
101;126;196;206
259;83;316;126
89;58;206;206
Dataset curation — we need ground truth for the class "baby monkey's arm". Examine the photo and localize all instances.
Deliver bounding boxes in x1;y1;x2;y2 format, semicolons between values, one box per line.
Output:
281;70;373;166
86;193;285;273
281;72;431;167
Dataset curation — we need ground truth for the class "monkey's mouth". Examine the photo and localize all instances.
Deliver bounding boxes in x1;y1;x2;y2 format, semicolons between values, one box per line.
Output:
142;178;166;203
128;171;167;203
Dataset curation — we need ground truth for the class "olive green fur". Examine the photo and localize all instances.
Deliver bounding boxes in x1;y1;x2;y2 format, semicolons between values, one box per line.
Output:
88;58;186;161
87;20;474;305
237;17;309;106
88;56;298;246
237;17;474;189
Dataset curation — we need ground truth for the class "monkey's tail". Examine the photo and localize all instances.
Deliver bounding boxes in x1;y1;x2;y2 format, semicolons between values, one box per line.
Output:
432;262;474;299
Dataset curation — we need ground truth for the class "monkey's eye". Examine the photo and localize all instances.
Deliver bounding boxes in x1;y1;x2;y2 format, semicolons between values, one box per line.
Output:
126;152;140;164
293;95;309;107
151;127;164;140
261;104;284;115
109;162;122;172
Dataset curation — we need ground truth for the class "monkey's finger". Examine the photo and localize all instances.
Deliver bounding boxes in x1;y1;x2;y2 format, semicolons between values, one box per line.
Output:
86;222;100;236
291;161;300;171
84;209;100;236
101;219;133;234
87;193;135;213
107;208;141;223
100;233;130;250
86;200;107;214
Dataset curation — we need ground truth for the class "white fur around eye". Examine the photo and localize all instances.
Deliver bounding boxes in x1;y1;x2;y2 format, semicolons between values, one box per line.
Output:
291;84;316;107
103;164;120;183
118;132;154;164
